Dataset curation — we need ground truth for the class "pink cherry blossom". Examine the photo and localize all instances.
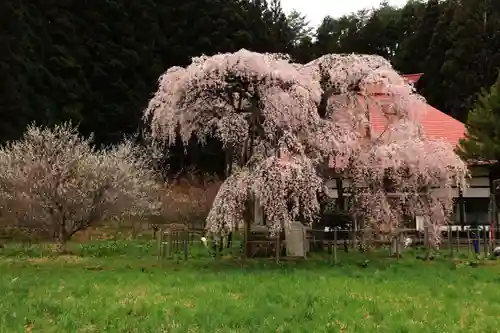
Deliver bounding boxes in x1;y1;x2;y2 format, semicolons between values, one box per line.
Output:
145;49;468;245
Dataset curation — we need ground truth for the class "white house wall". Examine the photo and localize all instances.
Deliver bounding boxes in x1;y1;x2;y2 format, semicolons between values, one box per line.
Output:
325;188;339;198
324;180;338;198
325;180;337;189
463;187;490;198
254;196;264;225
320;164;494;230
470;166;490;177
430;187;460;198
463;174;490;198
326;174;491;199
468;176;489;187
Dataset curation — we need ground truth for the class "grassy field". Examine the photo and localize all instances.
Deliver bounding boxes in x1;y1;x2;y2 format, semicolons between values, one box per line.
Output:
1;240;500;333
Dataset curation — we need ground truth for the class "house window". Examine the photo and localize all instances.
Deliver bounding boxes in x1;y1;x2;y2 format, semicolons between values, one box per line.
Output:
463;198;490;226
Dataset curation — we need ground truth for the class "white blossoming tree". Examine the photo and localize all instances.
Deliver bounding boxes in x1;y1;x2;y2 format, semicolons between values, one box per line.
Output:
144;49;468;246
0;123;161;251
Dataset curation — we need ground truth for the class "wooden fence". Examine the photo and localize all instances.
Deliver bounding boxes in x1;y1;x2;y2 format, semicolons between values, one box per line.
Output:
154;225;500;263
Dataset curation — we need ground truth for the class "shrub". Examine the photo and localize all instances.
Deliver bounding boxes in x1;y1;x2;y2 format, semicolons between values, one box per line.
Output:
0;123;161;251
148;175;221;231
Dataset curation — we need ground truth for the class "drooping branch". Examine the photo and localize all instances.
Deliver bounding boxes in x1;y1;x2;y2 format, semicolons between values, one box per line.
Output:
144;49;469;243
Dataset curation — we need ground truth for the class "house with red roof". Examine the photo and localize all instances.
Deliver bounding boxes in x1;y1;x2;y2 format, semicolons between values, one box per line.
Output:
402;74;492;227
402;74;491;227
326;73;493;228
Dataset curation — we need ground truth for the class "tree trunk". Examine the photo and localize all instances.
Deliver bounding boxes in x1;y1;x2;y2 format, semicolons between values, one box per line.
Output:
55;225;71;254
224;149;233;179
56;238;69;254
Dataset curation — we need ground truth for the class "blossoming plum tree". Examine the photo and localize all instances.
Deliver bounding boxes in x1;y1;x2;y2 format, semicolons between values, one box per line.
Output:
144;49;468;245
0;123;161;251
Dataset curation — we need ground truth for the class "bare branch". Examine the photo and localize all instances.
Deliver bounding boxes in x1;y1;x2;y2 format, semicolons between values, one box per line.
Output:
0;123;161;246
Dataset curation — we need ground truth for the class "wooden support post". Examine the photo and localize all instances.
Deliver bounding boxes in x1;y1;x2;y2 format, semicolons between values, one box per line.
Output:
495;223;498;249
275;234;280;264
166;232;172;259
424;226;431;260
483;227;488;257
214;237;219;260
459;186;466;256
352;218;357;250
336;178;345;212
156;227;162;260
333;229;338;265
395;234;400;259
303;227;308;260
183;230;189;261
458;188;465;227
244;220;249;259
495;192;499;248
328;240;332;263
423;225;428;247
467;228;471;256
448;225;453;259
491;178;498;246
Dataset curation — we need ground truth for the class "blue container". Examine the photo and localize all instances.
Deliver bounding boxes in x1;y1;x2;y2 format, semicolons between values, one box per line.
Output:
472;235;480;255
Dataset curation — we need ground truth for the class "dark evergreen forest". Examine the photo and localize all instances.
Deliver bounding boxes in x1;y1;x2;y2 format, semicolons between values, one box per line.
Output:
2;0;500;175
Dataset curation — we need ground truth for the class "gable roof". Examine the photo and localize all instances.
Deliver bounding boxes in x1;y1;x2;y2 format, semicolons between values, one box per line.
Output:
402;73;424;85
328;73;472;170
368;98;466;146
368;74;466;146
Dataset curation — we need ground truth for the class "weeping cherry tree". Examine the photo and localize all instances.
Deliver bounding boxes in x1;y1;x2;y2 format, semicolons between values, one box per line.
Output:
144;49;468;245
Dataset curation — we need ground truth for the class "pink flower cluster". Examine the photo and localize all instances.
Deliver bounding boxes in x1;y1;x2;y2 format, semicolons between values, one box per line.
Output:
145;49;468;243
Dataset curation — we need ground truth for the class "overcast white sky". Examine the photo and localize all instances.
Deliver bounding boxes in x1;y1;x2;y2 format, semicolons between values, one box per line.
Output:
281;0;409;28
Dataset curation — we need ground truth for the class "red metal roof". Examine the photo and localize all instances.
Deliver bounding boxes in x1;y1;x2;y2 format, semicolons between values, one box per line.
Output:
402;73;424;84
368;97;466;146
366;73;466;146
327;73;468;169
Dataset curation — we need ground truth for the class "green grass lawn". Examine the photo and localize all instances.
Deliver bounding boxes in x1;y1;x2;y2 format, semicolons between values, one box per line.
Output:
1;240;500;332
